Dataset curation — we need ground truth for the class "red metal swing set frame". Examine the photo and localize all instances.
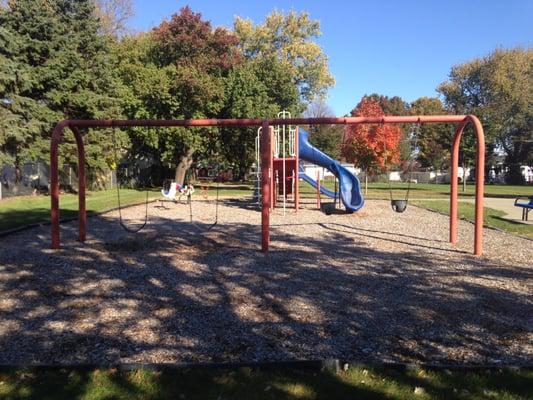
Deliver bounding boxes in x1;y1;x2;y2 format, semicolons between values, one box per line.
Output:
50;115;485;255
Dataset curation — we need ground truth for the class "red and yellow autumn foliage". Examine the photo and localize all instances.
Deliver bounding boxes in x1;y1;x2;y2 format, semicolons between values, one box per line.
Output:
341;98;402;173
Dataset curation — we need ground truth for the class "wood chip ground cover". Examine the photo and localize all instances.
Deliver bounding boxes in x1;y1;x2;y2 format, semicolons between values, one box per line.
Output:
0;199;531;365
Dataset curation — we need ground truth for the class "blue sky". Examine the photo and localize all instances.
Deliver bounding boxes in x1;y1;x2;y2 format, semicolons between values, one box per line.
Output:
129;0;532;116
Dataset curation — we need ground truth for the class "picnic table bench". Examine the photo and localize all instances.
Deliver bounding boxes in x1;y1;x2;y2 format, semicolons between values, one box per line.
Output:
514;196;533;221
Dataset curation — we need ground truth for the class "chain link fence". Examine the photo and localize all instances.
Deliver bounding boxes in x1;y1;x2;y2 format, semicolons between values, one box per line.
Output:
0;162;119;199
357;171;454;184
0;159;174;200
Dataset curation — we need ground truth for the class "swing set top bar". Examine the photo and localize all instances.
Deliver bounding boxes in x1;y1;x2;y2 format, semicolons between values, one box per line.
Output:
50;115;485;256
54;115;468;129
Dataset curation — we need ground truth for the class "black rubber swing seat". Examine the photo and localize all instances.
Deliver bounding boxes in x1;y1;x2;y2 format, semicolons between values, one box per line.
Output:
322;203;335;215
391;199;408;213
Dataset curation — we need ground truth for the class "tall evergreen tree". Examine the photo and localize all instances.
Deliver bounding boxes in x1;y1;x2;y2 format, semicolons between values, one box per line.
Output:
0;0;121;173
0;3;59;167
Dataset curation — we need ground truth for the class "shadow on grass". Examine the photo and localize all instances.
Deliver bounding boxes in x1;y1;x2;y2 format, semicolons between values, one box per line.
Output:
0;366;400;400
490;215;532;227
1;365;532;399
488;216;533;240
0;207;78;233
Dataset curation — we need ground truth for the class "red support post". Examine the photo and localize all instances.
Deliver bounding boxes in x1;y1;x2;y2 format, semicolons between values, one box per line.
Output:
260;120;271;253
471;116;485;256
50;121;68;249
450;116;485;256
71;126;86;243
449;122;466;245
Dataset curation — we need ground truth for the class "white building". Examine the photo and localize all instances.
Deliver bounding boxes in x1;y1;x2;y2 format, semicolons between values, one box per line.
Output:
301;163;358;179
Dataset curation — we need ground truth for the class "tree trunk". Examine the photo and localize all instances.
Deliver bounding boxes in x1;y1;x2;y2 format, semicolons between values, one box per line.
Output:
237;156;247;182
365;171;368;196
174;148;195;185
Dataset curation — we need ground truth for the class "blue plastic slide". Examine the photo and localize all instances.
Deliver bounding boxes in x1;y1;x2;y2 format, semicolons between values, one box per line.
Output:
298;128;364;212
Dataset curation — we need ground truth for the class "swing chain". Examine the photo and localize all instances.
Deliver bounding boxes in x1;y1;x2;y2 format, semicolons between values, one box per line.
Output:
111;126;149;233
385;119;420;213
404;120;421;201
207;167;220;230
383;121;395;202
187;165;219;231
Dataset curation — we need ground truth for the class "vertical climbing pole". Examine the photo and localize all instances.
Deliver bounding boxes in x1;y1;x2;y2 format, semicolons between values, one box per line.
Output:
270;127;275;211
281;112;287;215
254;127;262;204
316;170;321;209
294;126;299;212
261;120;271;253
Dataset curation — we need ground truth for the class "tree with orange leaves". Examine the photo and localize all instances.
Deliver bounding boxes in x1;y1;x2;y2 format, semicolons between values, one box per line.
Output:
341;98;402;192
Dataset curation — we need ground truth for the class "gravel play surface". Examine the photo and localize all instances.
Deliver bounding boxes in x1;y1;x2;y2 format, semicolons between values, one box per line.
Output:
0;198;532;366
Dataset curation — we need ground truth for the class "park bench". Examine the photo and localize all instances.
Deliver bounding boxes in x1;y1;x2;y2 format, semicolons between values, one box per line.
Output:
514;196;533;221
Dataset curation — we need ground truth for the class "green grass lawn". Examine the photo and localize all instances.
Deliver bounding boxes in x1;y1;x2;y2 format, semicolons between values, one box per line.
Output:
412;200;533;238
194;182;255;198
0;185;255;233
214;179;532;201
0;189;162;233
207;181;533;203
0;365;531;400
1;183;532;235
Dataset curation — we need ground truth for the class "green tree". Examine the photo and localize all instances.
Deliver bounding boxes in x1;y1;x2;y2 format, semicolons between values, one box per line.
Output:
362;94;410;116
218;54;301;180
234;10;334;103
410;97;452;170
219;63;277;180
114;8;303;184
0;0;121;176
0;19;58;167
249;56;301;114
142;6;243;184
438;47;532;184
111;32;179;176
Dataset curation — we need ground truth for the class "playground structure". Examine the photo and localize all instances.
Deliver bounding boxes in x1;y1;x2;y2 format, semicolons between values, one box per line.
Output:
49;115;485;255
255;111;300;213
254;111;365;215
